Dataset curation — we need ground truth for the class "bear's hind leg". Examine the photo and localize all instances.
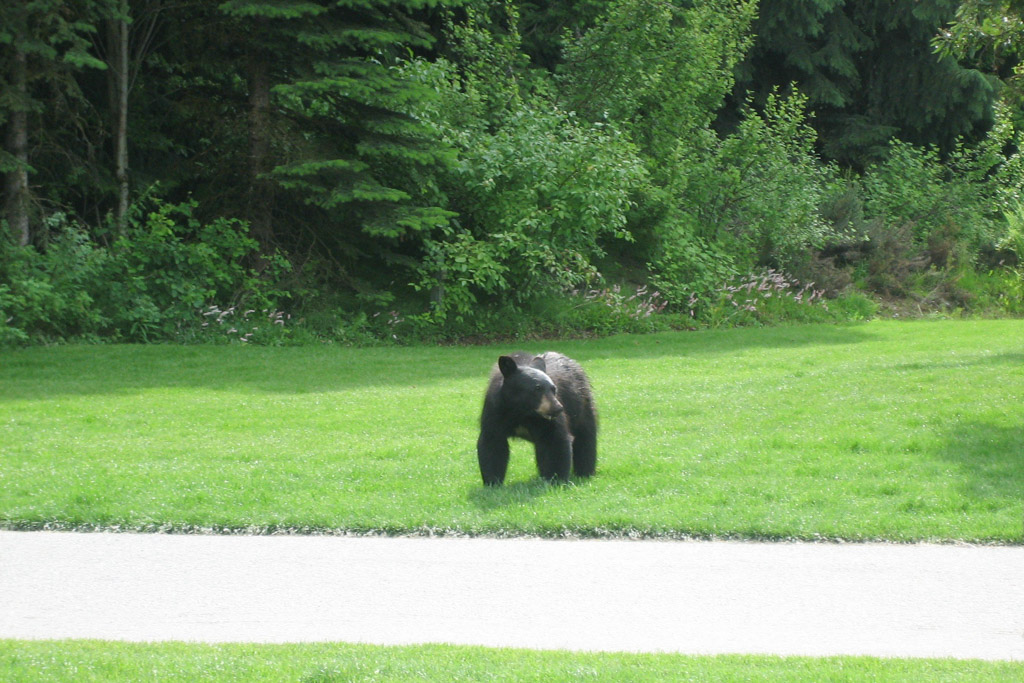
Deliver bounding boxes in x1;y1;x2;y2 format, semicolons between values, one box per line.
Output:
571;427;597;478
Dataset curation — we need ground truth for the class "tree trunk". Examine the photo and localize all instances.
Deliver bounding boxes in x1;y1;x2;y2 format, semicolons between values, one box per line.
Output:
246;49;274;249
4;42;31;246
114;14;130;234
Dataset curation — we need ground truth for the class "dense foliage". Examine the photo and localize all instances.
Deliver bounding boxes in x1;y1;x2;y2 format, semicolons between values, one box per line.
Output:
2;0;1022;345
727;0;998;166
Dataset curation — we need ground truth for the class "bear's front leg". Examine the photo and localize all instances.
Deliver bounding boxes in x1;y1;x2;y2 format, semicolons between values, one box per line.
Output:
531;420;573;482
477;431;510;486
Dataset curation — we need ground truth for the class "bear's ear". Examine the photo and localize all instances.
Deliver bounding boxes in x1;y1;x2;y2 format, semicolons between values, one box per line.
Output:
498;355;519;378
529;355;547;373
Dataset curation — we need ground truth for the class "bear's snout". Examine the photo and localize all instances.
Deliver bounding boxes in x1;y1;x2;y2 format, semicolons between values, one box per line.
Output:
538;394;564;419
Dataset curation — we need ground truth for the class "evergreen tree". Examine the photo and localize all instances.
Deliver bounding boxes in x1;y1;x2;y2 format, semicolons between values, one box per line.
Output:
730;0;998;166
516;0;605;70
935;0;1024;115
216;0;459;267
0;0;112;245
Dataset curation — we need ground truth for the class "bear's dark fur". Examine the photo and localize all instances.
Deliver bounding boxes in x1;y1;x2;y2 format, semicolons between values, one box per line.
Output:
477;351;598;486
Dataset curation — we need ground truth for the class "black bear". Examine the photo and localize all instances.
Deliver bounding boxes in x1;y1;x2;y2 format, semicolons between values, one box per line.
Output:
477;351;598;485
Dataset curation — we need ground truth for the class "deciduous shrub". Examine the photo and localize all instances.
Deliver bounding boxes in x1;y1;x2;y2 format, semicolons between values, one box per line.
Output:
1;198;287;345
687;269;836;328
0;217;108;344
651;92;843;305
861;140;1001;263
96;197;287;341
405;7;648;323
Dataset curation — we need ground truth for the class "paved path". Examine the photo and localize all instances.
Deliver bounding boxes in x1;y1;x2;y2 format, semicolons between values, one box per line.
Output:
2;530;1023;660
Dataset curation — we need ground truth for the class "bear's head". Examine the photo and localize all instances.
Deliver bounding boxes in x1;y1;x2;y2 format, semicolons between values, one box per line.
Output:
497;355;564;420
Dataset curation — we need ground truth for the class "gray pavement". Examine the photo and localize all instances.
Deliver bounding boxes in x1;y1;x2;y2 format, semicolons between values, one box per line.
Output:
1;530;1023;660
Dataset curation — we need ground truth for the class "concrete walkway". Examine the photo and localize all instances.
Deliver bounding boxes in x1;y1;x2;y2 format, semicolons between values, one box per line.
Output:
1;530;1023;660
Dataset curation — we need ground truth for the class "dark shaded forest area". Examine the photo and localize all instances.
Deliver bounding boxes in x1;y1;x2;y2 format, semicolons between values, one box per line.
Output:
2;0;1023;345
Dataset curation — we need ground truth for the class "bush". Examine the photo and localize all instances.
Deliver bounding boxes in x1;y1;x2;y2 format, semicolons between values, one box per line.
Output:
826;292;880;321
686;269;836;328
422;104;645;316
405;9;648;324
96;197;287;341
651;92;842;305
992;202;1024;314
649;221;739;307
0;216;109;344
558;0;755;160
861;139;1001;264
186;305;298;345
555;285;671;335
710;92;842;266
1;198;288;345
556;0;760;307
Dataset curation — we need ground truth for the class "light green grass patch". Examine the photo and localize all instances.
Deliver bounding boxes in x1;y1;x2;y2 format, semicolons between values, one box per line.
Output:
1;320;1022;541
1;640;1021;682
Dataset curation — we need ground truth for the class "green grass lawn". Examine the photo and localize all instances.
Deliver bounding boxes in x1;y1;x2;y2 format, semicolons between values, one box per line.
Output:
1;319;1022;541
1;640;1020;682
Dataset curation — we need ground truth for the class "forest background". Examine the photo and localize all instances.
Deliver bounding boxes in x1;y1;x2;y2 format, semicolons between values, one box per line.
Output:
2;0;1024;346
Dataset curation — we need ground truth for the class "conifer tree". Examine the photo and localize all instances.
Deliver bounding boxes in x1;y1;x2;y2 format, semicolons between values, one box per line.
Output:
731;0;997;166
1;0;111;245
217;0;458;257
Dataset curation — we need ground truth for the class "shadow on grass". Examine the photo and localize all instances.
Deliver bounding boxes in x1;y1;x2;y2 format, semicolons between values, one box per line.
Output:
886;351;1024;373
468;477;592;511
567;322;878;365
0;323;882;401
0;344;496;400
937;421;1024;505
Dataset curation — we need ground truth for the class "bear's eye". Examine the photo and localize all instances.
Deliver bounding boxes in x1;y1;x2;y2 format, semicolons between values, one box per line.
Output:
533;384;544;393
